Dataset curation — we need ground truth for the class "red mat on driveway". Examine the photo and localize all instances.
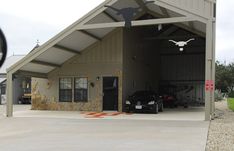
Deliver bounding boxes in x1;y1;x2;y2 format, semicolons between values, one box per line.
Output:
82;112;132;118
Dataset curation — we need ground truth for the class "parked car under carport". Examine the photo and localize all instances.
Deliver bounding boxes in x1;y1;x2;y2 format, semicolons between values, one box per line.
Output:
125;91;163;114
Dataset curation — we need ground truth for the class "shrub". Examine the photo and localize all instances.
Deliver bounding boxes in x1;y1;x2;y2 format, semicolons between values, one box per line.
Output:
228;91;234;98
227;98;234;111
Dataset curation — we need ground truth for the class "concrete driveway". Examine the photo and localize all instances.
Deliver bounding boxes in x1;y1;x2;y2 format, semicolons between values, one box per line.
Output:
1;105;205;121
0;105;31;117
0;106;209;151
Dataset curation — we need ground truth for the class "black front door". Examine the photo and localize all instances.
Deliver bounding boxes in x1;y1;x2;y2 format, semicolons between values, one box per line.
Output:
103;77;118;111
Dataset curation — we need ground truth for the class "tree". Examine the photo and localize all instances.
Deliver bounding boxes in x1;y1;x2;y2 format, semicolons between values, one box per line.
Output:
215;61;234;93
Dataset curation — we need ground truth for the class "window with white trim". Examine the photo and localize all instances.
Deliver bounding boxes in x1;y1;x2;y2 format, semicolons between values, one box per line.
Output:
74;77;88;102
59;78;72;102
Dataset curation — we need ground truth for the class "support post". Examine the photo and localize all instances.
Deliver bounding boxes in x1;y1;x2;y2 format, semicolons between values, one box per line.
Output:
212;22;216;118
211;1;216;119
205;20;213;121
6;72;13;117
211;20;216;119
207;0;216;120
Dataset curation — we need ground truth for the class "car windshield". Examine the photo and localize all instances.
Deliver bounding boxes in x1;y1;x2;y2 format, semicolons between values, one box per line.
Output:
133;91;155;97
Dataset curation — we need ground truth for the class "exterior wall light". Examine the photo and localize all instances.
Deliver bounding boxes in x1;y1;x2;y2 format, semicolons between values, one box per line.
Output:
158;24;162;31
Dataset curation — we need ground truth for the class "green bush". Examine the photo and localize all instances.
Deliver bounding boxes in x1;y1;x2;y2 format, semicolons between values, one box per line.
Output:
227;98;234;111
228;91;234;98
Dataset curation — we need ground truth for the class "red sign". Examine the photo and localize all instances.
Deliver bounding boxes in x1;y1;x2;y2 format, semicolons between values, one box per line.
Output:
205;80;214;91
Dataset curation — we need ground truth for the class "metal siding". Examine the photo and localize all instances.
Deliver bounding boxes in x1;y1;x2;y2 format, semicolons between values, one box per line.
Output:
75;29;122;64
122;28;160;101
161;54;205;81
162;0;211;18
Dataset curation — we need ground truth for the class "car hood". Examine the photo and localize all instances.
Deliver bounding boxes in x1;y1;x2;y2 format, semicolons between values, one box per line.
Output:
129;96;154;103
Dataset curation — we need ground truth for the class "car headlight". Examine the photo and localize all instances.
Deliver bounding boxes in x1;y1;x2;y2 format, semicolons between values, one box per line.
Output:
148;101;155;105
126;100;131;105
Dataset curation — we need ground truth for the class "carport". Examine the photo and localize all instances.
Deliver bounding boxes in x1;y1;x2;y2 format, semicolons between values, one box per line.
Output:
6;0;216;120
122;23;206;111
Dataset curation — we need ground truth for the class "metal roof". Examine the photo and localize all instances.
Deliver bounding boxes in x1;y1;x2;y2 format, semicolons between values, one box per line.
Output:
8;0;214;76
0;78;6;84
0;55;25;74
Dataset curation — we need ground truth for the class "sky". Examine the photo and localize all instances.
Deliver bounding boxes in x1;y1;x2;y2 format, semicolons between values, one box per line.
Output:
0;0;233;63
0;0;105;55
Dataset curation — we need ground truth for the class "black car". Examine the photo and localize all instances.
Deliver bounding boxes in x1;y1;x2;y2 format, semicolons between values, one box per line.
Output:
125;91;163;114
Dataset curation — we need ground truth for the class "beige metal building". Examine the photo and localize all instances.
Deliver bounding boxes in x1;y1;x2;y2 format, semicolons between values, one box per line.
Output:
6;0;216;120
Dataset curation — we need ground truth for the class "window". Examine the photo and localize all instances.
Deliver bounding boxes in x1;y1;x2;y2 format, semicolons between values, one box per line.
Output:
59;78;72;102
74;78;88;102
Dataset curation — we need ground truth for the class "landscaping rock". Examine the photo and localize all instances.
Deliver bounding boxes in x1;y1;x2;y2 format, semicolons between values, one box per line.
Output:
206;100;234;151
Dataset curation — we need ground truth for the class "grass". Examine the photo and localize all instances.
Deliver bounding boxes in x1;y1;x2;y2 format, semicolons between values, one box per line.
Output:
227;98;234;111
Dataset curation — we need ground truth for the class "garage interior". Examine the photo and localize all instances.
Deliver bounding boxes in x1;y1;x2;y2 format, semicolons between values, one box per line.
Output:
122;14;205;111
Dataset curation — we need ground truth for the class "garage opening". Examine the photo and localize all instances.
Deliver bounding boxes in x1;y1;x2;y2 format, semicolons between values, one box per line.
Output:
122;14;205;114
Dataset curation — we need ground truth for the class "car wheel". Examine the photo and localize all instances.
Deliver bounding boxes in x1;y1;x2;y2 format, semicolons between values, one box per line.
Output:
159;103;164;112
154;103;159;114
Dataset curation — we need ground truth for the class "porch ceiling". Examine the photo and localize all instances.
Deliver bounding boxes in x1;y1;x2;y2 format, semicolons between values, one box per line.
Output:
15;0;207;77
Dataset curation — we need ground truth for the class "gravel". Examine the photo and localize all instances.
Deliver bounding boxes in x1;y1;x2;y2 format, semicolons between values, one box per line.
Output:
206;100;234;151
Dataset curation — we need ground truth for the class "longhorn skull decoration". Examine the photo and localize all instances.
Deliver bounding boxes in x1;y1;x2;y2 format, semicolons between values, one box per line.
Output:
169;38;195;52
105;0;155;28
